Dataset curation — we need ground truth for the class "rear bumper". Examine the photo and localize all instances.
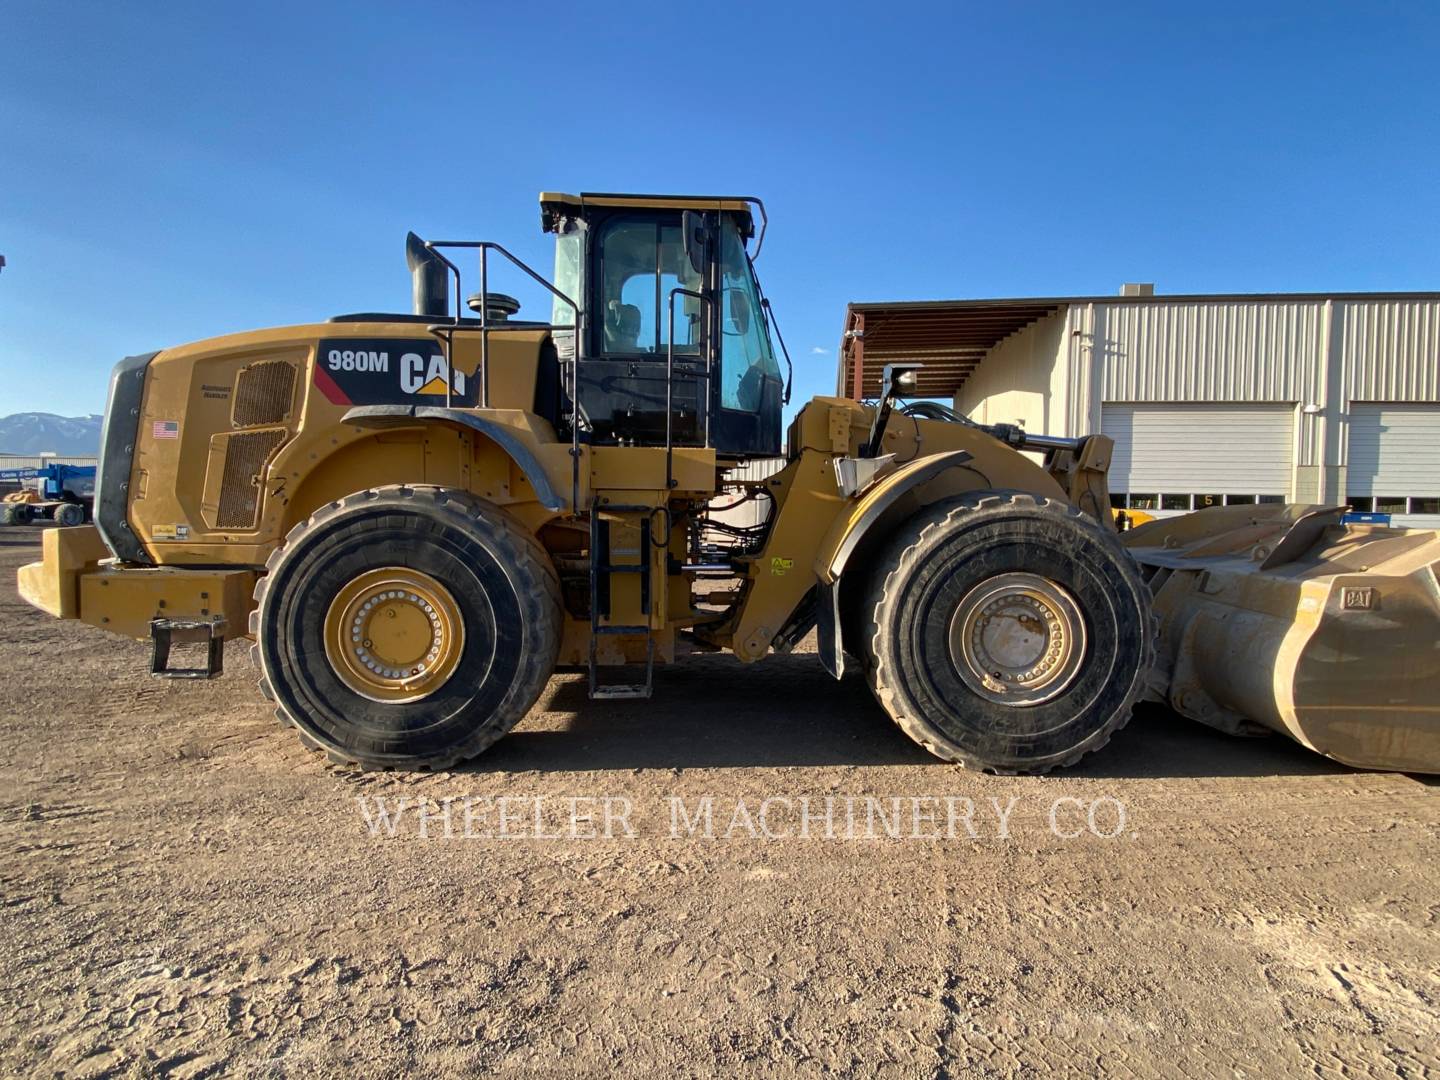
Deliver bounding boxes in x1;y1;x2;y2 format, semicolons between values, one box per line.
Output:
18;525;256;641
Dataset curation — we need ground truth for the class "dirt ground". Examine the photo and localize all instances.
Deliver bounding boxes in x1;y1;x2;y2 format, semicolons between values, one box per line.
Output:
1;528;1437;1078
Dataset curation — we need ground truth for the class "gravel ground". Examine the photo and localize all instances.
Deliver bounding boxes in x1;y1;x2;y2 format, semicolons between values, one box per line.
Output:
1;527;1437;1078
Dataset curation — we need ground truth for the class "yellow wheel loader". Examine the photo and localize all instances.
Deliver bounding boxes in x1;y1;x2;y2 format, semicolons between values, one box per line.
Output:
17;192;1439;773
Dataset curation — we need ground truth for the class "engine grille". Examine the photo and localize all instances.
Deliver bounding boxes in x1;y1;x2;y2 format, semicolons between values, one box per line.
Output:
216;429;286;528
232;361;296;427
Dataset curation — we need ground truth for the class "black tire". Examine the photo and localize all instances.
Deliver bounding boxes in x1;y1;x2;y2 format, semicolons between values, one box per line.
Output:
0;504;17;526
53;503;85;527
5;503;34;525
251;485;561;769
863;490;1153;773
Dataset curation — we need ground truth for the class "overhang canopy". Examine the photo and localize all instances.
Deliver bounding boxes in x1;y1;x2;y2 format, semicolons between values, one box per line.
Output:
837;299;1060;400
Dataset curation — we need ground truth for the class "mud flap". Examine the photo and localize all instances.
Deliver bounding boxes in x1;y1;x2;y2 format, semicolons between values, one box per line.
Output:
817;581;844;679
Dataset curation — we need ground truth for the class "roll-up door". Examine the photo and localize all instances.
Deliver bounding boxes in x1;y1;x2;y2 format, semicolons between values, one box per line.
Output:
1348;403;1440;527
1102;403;1294;515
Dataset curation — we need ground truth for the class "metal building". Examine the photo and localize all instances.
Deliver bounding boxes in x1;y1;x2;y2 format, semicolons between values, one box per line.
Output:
838;290;1440;527
0;455;98;470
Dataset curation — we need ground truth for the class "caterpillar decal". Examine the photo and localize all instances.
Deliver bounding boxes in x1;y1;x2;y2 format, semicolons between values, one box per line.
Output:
312;338;477;406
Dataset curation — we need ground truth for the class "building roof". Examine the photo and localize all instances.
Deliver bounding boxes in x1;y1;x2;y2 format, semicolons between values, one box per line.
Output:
837;290;1440;401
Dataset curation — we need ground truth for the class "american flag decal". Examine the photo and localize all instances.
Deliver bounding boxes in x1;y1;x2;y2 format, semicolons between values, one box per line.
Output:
153;420;179;439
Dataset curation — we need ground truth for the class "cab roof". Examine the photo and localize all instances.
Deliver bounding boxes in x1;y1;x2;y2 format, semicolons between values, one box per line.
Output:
540;191;758;240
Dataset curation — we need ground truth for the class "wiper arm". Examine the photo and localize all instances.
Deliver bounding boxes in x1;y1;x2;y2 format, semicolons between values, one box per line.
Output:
749;256;793;405
760;298;794;406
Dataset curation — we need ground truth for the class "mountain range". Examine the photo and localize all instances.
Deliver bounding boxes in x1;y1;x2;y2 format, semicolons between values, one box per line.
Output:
0;413;104;456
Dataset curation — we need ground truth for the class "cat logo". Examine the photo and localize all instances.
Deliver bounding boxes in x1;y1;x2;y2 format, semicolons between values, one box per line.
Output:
1342;586;1376;611
400;352;467;396
313;338;478;407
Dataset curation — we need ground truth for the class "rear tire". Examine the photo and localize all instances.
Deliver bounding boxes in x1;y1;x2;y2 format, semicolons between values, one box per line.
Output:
863;491;1153;773
252;486;561;769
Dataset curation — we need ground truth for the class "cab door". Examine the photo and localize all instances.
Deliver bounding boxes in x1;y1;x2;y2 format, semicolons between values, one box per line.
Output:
709;222;783;456
576;213;710;447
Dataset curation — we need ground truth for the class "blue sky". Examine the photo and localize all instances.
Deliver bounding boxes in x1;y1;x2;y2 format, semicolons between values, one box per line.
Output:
2;1;1437;417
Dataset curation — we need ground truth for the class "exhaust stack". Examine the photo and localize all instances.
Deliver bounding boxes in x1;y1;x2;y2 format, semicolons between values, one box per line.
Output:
406;232;449;318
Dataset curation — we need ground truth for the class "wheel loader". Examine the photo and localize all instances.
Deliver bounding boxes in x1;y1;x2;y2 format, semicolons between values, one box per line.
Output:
17;192;1440;774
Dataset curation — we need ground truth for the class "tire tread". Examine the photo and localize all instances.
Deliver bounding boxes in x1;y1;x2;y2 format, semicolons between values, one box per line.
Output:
862;490;1155;774
251;485;560;770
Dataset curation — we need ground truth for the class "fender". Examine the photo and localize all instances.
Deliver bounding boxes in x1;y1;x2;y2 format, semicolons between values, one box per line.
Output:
342;405;566;512
811;450;975;678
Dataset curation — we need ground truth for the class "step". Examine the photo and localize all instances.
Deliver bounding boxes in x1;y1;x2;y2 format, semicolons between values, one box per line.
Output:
589;684;654;701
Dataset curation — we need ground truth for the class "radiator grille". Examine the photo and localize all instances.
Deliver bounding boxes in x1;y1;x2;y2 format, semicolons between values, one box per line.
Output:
232;361;296;427
217;429;286;528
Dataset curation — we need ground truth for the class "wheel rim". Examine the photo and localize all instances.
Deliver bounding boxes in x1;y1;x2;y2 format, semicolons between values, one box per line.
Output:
947;572;1086;707
324;567;465;703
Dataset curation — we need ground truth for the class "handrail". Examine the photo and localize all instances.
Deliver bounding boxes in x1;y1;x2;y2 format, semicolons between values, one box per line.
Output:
418;237;585;511
666;287;714;491
421;239;582;406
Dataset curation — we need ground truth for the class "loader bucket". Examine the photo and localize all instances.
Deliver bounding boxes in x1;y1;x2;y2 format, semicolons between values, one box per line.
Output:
1123;504;1440;774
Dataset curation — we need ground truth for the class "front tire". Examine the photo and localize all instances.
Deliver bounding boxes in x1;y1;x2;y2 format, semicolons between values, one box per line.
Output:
863;491;1153;773
252;486;561;769
53;503;86;527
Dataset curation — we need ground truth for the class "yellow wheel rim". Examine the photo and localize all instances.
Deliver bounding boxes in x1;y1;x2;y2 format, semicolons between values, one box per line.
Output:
324;567;465;703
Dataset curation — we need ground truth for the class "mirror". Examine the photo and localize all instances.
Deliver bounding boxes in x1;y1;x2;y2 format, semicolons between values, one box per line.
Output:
682;210;709;276
724;287;751;336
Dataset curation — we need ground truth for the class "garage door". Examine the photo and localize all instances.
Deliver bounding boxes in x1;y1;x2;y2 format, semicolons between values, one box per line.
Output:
1102;403;1294;515
1348;403;1440;527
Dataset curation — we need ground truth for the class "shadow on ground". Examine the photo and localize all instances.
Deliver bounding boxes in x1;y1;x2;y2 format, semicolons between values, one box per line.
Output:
0;524;1385;783
472;649;1360;780
0;527;52;548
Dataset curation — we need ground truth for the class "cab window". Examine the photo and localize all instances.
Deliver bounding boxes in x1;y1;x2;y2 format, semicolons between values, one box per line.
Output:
719;222;779;410
597;218;703;355
550;221;583;328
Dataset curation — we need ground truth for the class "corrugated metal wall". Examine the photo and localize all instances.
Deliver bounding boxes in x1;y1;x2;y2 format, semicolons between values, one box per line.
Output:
1085;296;1439;416
1094;300;1326;405
1340;299;1440;402
722;458;787;483
1084;299;1324;475
710;457;786;530
959;292;1439;506
0;455;99;470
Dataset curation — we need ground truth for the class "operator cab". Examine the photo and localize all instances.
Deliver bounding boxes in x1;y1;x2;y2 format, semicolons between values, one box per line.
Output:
540;192;787;457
